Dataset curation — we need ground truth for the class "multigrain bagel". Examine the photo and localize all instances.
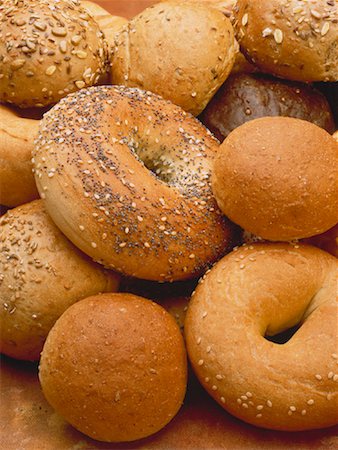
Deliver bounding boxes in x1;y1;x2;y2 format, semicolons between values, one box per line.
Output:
0;0;108;108
0;105;39;207
185;243;338;431
33;85;238;281
233;0;338;82
111;1;237;115
0;200;119;361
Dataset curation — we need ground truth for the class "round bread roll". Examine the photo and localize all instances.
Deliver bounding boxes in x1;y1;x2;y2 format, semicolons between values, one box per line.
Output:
0;200;119;361
0;105;40;207
0;0;108;108
111;1;237;115
185;243;338;431
233;0;338;82
39;293;187;442
200;73;335;142
33;85;238;282
212;117;338;241
160;0;237;17
82;1;128;45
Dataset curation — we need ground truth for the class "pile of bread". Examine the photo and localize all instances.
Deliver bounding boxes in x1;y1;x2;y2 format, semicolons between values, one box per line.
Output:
0;0;337;443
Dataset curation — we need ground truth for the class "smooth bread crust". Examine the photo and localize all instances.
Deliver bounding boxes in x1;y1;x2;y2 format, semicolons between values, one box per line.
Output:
0;105;40;207
39;293;187;442
233;0;338;82
111;1;237;115
0;200;119;361
185;243;338;431
33;85;237;281
212;117;338;241
0;0;108;107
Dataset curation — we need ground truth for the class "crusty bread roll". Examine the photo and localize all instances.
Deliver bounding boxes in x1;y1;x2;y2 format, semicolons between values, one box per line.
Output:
0;105;39;207
0;0;108;107
200;73;335;141
185;243;338;431
111;1;237;115
0;200;119;361
81;1;128;45
233;0;338;82
39;293;187;442
212;117;338;241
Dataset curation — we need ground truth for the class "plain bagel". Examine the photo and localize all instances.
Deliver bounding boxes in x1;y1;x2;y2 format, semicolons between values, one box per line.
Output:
0;104;40;207
185;243;338;431
33;85;237;281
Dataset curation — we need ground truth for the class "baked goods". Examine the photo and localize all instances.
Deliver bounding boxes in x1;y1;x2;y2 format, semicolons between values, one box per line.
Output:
333;131;338;142
212;117;338;241
82;1;128;45
111;1;237;115
233;0;338;82
160;0;237;17
0;0;108;108
39;293;187;442
0;105;40;207
185;243;338;431
200;73;335;142
0;200;119;361
33;85;238;281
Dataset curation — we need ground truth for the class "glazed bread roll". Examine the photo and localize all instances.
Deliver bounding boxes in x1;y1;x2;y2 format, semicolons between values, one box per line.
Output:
185;243;338;431
233;0;338;82
111;1;237;115
0;200;119;361
33;85;238;282
212;117;338;241
81;1;128;45
0;105;39;207
0;0;108;108
200;73;335;142
39;293;187;442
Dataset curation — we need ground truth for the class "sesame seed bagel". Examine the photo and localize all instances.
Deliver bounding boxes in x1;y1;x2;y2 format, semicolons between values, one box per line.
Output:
233;0;338;82
0;0;108;108
0;104;39;207
185;243;338;431
0;200;119;361
33;85;237;281
111;1;237;115
39;293;187;442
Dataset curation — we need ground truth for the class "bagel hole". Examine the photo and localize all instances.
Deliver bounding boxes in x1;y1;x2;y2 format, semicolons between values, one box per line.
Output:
131;145;176;184
265;324;301;345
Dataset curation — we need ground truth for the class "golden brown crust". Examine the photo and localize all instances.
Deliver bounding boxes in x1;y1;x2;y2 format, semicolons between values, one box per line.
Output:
185;243;338;431
39;293;187;442
0;200;119;361
33;85;238;282
0;0;108;108
111;1;237;115
212;117;338;241
81;1;128;45
0;104;39;207
233;0;338;82
160;0;237;17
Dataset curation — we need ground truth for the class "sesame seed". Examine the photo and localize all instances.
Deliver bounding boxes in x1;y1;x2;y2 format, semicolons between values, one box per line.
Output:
242;403;248;409
75;80;85;89
216;374;223;380
289;406;296;412
327;371;334;379
119;242;126;248
321;22;330;36
237;398;242;404
212;385;218;391
315;374;322;380
307;399;314;405
267;400;272;407
79;225;85;231
274;29;283;44
144;242;150;248
256;414;262;418
221;397;225;404
52;27;67;37
46;65;56;76
288;411;293;416
76;50;88;59
333;375;338;382
202;311;207;318
198;359;204;366
189;253;196;259
242;13;248;26
301;410;307;416
91;242;97;248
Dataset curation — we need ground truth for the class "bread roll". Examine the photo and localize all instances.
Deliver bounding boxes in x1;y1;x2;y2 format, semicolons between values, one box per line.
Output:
111;1;237;115
200;73;335;142
0;0;108;107
0;200;119;361
233;0;338;81
160;0;237;17
212;117;338;241
39;293;187;442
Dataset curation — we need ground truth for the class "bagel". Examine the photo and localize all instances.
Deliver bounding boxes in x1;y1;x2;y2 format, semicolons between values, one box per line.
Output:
0;200;119;361
82;1;128;45
185;243;338;431
200;73;335;142
0;0;108;108
39;293;187;442
212;117;338;241
233;0;338;82
33;85;238;281
111;1;237;115
0;104;39;207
